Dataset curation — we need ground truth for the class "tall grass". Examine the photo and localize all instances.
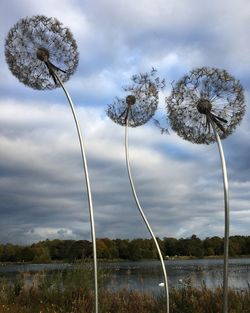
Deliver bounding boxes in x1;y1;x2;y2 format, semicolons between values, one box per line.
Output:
0;265;249;313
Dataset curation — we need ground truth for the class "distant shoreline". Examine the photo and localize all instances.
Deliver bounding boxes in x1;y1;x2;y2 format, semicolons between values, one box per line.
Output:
0;236;249;263
0;254;250;265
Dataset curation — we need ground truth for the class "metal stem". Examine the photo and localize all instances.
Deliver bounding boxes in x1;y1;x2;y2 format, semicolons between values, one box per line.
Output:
210;119;229;313
125;121;169;313
54;73;98;313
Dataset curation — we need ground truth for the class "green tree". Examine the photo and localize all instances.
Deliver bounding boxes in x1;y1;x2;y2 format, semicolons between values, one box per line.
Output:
229;236;246;256
19;247;35;262
128;240;142;260
67;240;92;261
163;237;178;256
207;236;224;255
188;235;204;258
114;239;130;259
1;244;20;262
31;245;51;263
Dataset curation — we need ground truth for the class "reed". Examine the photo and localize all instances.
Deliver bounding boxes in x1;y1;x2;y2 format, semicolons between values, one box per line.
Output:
0;269;249;313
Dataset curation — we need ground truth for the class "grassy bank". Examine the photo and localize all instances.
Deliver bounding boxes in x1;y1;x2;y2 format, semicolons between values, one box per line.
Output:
0;265;249;313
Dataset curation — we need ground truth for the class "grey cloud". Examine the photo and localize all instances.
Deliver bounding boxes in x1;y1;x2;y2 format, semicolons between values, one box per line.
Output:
0;0;249;244
0;99;249;244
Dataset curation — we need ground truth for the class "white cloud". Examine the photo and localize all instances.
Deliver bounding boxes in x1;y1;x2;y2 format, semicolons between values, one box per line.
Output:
0;0;249;243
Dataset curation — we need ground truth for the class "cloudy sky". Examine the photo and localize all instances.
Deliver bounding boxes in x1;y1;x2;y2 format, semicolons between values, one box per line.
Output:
0;0;249;245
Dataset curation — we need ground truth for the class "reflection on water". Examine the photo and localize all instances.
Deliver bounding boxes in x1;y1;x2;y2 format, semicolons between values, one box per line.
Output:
103;259;250;294
0;259;249;294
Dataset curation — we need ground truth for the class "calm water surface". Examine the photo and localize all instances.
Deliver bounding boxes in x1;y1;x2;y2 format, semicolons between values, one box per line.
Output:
0;259;249;294
103;258;250;293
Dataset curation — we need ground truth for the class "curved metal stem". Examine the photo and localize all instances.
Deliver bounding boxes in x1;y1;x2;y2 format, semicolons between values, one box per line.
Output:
54;73;98;313
125;122;169;313
210;119;229;313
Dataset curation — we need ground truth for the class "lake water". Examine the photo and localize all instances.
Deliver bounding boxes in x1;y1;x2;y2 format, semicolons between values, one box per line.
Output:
0;258;249;294
102;258;250;294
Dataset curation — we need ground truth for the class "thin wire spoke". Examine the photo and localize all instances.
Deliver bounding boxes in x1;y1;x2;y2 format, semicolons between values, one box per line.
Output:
125;119;169;313
54;72;98;313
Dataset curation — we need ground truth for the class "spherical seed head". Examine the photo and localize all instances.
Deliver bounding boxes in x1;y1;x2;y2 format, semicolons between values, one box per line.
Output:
166;67;245;144
107;68;165;127
5;15;79;90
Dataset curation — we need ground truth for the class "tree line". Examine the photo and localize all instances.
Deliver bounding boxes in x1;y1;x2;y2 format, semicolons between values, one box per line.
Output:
0;235;249;263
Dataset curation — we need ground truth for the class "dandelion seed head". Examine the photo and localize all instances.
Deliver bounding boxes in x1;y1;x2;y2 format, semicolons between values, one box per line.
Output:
166;67;245;144
107;68;165;127
5;15;79;90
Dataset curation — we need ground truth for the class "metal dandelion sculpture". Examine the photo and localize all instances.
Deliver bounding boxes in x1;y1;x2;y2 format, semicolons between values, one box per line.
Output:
107;69;170;313
5;15;78;90
5;15;98;313
167;67;245;144
107;68;161;127
166;66;245;313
